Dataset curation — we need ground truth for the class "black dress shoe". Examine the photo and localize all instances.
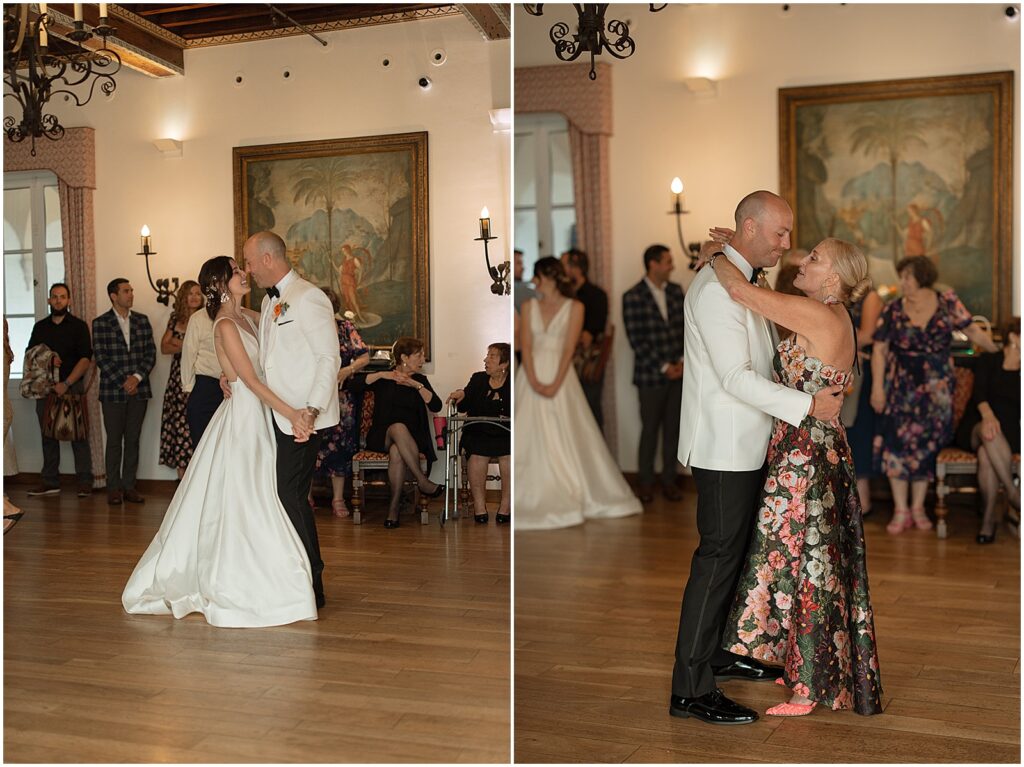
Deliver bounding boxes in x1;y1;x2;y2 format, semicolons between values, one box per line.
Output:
423;482;445;499
315;592;326;609
637;485;655;503
669;689;758;725
662;485;683;502
976;530;996;544
384;517;400;529
713;658;783;682
474;513;489;524
495;513;510;525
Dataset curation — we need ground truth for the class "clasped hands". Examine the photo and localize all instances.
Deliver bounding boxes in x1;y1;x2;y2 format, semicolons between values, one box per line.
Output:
289;408;316;443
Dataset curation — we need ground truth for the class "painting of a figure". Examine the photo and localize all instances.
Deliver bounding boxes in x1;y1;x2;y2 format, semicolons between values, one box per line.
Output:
780;72;1013;325
234;132;429;354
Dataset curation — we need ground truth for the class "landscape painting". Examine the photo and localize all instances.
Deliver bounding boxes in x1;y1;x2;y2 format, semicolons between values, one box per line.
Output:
779;72;1013;325
233;132;430;355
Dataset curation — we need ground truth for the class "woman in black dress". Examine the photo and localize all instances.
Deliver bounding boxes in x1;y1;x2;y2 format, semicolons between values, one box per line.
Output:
448;343;511;524
364;337;444;528
955;317;1021;543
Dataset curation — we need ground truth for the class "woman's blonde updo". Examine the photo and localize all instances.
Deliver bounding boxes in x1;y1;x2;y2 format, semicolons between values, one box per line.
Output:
822;238;871;306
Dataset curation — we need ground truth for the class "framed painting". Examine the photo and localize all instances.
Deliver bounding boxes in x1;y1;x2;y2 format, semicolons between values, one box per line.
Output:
779;71;1013;326
233;131;430;356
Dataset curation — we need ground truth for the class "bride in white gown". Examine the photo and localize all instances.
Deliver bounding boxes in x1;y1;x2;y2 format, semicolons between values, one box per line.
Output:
122;256;318;628
515;257;642;530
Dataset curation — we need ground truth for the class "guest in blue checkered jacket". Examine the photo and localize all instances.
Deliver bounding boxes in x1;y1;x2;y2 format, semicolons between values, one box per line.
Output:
92;278;156;506
622;245;686;504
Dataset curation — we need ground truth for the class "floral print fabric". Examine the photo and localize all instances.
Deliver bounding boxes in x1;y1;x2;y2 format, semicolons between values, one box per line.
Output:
158;316;193;470
872;289;973;480
314;319;369;478
723;337;883;715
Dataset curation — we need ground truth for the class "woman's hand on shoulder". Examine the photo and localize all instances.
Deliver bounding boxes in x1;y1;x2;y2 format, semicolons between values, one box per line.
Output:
393;371;419;388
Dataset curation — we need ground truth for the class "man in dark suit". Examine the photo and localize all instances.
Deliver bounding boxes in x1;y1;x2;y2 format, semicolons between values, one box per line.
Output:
622;245;685;503
562;248;609;427
92;279;156;505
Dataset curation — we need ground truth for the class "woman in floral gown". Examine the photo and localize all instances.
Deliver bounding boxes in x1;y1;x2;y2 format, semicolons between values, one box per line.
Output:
708;235;883;717
313;288;370;518
869;256;996;533
159;281;202;478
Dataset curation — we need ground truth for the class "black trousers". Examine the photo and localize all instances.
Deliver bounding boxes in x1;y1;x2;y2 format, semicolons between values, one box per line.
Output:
186;375;224;449
671;464;766;698
637;380;682;488
35;379;93;487
101;398;148;491
273;420;324;598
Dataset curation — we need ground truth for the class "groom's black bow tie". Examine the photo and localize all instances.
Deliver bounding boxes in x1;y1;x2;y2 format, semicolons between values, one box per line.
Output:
266;286;280;299
749;268;763;285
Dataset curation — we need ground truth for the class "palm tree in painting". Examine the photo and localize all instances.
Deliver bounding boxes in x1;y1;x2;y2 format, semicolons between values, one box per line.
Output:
291;158;358;282
848;100;930;263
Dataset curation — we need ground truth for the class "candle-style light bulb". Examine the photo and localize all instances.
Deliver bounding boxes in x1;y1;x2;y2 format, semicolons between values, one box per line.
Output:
479;206;491;239
670;177;684;195
140;225;151;253
140;225;151;237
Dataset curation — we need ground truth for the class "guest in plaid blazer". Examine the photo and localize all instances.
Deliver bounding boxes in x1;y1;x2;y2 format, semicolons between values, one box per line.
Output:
622;244;686;504
92;278;156;506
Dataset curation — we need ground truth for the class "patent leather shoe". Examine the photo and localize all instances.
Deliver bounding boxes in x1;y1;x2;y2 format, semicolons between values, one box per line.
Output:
474;513;489;524
384;516;400;529
712;657;783;682
315;592;326;609
495;513;510;525
669;689;758;725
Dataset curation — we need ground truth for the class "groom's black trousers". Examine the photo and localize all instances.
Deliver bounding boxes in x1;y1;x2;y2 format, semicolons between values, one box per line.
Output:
273;421;325;598
671;464;766;699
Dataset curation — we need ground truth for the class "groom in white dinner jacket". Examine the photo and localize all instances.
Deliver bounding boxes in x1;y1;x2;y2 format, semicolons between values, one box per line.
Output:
669;191;843;725
245;231;340;609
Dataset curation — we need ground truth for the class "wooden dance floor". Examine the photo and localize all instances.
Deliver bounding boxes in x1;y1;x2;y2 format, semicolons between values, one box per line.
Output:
3;482;510;763
515;483;1020;764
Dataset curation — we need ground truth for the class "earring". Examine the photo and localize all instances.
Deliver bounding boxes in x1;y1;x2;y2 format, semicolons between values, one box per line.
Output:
220;292;230;303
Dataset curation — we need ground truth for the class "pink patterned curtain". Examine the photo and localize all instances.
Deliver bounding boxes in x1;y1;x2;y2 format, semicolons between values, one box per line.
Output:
515;62;618;450
5;128;103;486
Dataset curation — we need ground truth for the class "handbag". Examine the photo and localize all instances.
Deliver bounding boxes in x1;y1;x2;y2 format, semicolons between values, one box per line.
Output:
42;391;88;441
41;370;94;442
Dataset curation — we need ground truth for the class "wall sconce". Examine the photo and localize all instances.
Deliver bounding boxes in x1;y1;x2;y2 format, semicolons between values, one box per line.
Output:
667;178;701;270
489;108;511;133
137;225;179;306
683;77;718;97
152;138;183;158
476;206;509;296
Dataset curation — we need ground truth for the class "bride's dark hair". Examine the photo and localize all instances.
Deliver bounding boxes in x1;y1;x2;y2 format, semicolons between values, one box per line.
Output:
199;256;235;320
533;256;575;298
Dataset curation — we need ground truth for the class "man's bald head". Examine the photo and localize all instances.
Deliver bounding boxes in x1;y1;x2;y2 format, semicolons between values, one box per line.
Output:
730;190;793;269
243;230;291;289
247;231;288;263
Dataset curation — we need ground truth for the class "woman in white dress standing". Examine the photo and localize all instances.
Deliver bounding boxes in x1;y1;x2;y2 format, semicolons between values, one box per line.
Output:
122;256;318;628
515;257;642;530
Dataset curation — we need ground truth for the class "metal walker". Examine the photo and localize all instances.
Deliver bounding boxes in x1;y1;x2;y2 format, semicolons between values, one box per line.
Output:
440;399;510;527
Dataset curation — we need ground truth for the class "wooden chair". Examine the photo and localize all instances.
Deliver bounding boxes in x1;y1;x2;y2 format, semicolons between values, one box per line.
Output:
934;365;1021;538
350;390;430;526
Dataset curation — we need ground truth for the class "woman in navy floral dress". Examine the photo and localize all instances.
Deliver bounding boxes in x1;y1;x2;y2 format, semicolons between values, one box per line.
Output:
159;281;202;478
869;256;996;534
314;289;370;518
709;235;883;718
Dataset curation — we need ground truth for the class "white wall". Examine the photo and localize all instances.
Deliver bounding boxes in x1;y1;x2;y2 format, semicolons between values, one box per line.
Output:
515;3;1020;469
7;16;511;482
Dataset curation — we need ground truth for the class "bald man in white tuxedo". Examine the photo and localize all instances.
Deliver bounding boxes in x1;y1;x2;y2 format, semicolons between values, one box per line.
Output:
669;191;843;725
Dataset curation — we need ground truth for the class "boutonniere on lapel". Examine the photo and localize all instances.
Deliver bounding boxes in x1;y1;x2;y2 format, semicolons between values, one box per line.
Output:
273;302;290;323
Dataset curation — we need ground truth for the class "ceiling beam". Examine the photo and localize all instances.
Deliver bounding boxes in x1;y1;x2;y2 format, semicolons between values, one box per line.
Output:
457;3;510;41
48;4;185;76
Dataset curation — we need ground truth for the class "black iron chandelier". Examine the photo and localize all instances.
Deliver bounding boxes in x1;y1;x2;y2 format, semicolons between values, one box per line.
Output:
3;3;121;155
523;4;666;81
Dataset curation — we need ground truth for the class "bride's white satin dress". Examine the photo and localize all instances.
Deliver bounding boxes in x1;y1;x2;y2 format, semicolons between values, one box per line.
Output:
515;299;642;530
122;316;317;628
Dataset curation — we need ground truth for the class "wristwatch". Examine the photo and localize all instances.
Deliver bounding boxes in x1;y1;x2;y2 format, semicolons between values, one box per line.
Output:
306;406;320;418
708;251;725;269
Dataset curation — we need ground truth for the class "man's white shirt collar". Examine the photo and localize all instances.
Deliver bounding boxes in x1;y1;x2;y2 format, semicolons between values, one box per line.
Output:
273;269;298;299
724;244;756;282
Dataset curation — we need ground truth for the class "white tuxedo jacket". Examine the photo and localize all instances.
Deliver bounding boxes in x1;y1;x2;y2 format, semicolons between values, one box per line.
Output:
677;248;810;471
259;271;341;434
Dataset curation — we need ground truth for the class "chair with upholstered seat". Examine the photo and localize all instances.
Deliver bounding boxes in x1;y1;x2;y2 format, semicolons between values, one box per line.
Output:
935;366;1021;538
350;390;430;526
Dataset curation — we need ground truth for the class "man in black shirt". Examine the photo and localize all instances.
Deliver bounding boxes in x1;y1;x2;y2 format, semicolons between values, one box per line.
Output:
26;283;94;497
562;248;609;427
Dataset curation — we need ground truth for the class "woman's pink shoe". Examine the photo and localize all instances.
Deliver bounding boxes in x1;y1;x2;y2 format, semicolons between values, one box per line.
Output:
766;701;817;717
886;507;912;534
910;506;933;530
331;499;351;519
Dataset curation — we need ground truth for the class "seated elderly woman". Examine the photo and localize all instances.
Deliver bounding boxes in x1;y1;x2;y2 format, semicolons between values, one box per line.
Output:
954;317;1021;543
448;343;511;524
363;337;444;528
